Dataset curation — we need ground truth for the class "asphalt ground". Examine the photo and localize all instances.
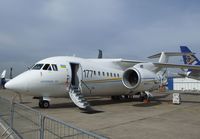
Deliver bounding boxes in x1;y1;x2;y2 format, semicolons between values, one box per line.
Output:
1;89;200;139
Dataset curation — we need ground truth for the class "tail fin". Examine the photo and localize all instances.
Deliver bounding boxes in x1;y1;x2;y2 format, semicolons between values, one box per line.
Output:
180;46;199;65
1;70;6;79
1;70;6;89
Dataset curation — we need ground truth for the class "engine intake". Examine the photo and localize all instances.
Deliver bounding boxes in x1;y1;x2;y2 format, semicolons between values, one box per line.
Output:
122;68;140;89
122;67;160;91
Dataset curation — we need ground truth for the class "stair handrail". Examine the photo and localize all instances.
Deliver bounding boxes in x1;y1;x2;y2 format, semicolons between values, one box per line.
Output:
81;80;92;94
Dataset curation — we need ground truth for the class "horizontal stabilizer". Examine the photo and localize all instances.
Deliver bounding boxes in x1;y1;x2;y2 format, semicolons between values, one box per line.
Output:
153;62;200;70
148;52;194;59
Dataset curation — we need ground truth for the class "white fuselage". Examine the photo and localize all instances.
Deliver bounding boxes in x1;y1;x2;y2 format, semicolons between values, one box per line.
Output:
5;56;131;98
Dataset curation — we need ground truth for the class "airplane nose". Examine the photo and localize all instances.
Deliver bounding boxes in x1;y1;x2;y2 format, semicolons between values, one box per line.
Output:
5;79;27;92
5;80;17;90
5;72;28;92
4;82;10;89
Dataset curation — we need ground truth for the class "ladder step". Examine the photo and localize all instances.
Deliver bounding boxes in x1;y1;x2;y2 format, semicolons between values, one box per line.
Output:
75;92;81;95
80;100;87;103
79;97;86;101
76;94;84;98
69;87;92;110
83;103;90;107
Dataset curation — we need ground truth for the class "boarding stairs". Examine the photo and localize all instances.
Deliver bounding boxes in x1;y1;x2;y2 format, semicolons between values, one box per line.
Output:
69;86;92;111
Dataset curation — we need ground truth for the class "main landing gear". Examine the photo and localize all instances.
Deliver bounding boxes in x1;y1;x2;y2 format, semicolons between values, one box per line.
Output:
139;91;153;103
111;92;153;102
111;95;133;101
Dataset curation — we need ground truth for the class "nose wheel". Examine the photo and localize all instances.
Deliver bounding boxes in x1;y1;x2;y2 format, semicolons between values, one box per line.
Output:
39;100;50;108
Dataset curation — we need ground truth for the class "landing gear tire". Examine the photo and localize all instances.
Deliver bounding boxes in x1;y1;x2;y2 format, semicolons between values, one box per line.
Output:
39;100;50;108
139;92;146;102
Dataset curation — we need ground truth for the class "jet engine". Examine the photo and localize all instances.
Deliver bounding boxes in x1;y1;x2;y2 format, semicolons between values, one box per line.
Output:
122;67;160;92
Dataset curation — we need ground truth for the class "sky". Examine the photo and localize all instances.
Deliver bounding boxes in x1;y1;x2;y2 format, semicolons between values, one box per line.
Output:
1;0;200;77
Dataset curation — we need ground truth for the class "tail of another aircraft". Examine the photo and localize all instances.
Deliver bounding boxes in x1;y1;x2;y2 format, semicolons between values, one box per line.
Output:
1;70;6;79
1;70;6;89
180;46;200;79
180;46;200;65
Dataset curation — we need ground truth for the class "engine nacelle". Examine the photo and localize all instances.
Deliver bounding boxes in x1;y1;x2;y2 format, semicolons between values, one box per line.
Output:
122;67;160;92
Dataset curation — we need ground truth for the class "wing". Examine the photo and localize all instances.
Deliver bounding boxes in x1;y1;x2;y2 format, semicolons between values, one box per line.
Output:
113;59;145;70
114;59;200;70
153;62;200;70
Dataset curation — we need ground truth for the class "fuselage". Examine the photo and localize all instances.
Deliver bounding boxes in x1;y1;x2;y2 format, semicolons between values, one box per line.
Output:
5;56;131;98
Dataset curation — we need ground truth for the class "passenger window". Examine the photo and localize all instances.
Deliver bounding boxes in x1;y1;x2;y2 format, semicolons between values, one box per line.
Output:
94;71;96;76
103;72;105;76
43;64;50;70
117;74;119;78
52;64;58;71
98;71;101;76
107;72;109;77
114;73;116;77
32;64;44;70
110;73;112;77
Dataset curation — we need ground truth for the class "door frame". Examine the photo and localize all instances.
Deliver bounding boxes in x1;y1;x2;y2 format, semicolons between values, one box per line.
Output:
69;63;83;88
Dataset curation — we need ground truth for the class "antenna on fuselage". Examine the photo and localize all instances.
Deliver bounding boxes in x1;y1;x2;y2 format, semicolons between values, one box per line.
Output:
98;49;103;59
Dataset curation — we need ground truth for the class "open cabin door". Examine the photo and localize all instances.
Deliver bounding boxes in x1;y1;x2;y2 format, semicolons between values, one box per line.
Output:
68;63;92;110
70;63;82;89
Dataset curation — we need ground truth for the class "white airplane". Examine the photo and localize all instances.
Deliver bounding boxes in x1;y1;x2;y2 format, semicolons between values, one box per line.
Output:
5;52;200;111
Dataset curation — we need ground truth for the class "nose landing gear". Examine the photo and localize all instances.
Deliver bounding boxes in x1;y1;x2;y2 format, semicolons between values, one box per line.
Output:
36;97;50;108
39;100;50;108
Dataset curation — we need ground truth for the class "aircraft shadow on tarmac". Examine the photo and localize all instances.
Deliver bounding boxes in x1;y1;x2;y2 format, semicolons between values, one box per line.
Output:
133;101;162;107
33;94;170;110
33;98;134;110
38;98;137;109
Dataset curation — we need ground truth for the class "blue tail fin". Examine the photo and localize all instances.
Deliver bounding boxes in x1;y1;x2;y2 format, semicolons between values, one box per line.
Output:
180;46;200;65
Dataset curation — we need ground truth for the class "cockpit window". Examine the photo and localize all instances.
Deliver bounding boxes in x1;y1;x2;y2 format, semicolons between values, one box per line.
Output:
52;64;58;71
47;65;52;71
43;64;51;70
32;64;44;70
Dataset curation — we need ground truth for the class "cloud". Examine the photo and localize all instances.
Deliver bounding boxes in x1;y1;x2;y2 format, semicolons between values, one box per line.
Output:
1;0;200;76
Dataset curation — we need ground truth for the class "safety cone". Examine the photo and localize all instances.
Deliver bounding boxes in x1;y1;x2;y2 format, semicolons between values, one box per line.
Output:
143;99;150;104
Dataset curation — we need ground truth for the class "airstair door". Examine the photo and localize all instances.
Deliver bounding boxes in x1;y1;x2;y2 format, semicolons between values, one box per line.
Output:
69;63;93;110
70;63;82;88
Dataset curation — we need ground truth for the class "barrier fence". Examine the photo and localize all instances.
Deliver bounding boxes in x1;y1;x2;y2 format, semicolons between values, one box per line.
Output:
0;97;107;139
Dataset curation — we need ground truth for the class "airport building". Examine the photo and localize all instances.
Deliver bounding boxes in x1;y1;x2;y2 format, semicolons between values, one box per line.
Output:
168;78;200;91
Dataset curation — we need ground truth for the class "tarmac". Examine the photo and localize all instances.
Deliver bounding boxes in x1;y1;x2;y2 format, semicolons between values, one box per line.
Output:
1;89;200;139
